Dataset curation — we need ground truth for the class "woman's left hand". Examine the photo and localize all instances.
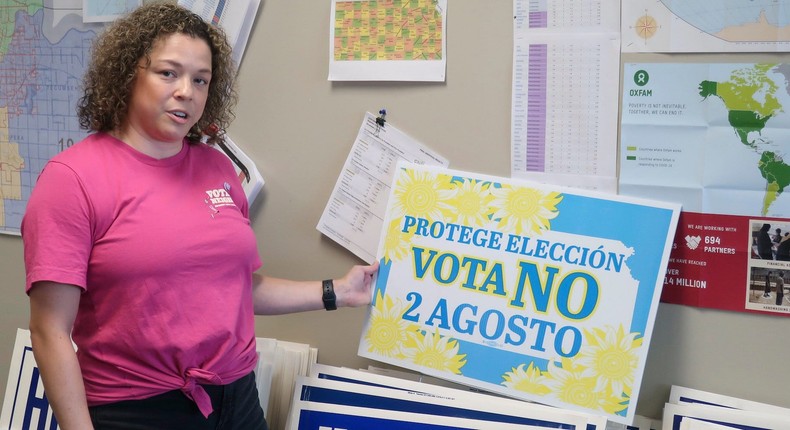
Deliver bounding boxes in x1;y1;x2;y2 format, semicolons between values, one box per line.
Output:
335;261;380;307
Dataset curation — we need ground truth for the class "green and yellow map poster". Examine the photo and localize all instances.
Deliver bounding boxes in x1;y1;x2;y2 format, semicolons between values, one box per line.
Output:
359;162;680;424
621;63;790;317
329;0;446;81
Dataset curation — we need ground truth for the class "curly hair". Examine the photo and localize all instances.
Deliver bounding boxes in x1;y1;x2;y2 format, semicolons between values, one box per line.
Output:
76;1;237;143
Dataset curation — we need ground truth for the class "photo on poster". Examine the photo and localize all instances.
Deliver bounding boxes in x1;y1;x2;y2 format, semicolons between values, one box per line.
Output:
746;220;790;314
748;220;790;262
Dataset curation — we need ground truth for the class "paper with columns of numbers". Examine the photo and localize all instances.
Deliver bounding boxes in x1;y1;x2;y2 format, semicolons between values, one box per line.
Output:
358;162;680;424
317;112;448;263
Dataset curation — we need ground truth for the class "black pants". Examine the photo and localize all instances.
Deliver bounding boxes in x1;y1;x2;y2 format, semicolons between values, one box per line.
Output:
89;372;268;430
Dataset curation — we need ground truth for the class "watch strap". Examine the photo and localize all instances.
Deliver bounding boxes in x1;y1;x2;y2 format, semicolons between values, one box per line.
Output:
322;279;337;311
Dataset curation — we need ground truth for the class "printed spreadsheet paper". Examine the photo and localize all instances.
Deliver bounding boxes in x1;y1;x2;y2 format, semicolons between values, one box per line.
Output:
511;0;620;192
358;162;680;424
317;112;448;263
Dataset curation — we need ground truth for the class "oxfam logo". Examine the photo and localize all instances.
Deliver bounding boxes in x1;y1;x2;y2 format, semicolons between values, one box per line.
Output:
634;70;649;86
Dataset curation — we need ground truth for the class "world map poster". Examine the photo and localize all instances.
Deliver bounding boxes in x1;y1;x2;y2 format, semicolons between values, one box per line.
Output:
620;63;790;317
358;162;680;424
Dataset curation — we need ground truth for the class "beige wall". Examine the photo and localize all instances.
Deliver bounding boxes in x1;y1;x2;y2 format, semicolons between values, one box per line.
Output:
1;0;789;421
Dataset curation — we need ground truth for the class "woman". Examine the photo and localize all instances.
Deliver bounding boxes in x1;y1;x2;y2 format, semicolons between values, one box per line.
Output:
21;3;378;429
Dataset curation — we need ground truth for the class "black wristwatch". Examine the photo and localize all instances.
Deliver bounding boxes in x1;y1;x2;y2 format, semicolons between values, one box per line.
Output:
322;279;337;311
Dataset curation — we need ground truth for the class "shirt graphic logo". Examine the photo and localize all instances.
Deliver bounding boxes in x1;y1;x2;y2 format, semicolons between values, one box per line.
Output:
204;184;236;217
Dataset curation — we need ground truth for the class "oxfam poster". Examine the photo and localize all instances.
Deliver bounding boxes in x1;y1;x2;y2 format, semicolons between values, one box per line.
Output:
358;163;680;424
621;63;790;316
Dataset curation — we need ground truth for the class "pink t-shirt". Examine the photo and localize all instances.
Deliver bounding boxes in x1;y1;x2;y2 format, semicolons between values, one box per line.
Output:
22;133;262;416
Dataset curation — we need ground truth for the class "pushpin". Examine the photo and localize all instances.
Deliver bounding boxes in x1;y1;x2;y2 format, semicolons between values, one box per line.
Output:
375;108;387;127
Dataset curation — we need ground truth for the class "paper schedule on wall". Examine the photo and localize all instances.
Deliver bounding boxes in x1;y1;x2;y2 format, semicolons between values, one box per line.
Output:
317;112;448;263
358;162;680;424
